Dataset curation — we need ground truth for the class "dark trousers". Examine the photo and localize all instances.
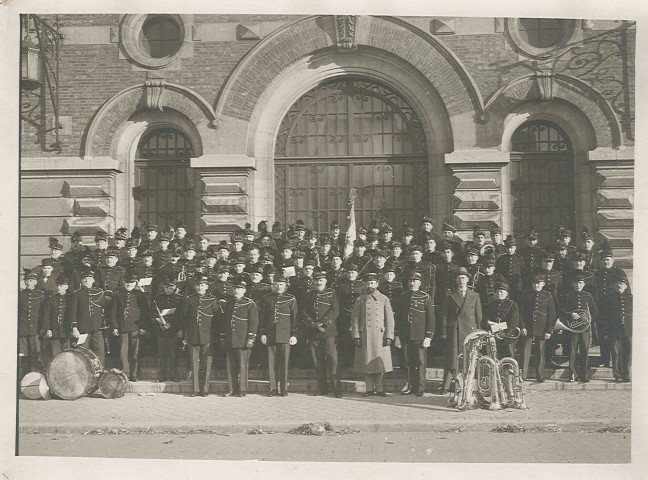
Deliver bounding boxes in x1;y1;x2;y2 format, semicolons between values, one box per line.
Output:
267;343;290;392
119;332;140;378
50;338;70;358
226;348;250;394
611;336;631;380
568;330;591;379
189;344;212;394
83;331;106;367
336;316;354;371
157;334;178;381
496;340;516;359
309;336;341;394
522;336;546;379
403;341;427;392
19;335;42;378
365;373;384;393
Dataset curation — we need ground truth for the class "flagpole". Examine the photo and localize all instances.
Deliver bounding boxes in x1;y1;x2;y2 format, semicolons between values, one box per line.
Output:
344;188;357;260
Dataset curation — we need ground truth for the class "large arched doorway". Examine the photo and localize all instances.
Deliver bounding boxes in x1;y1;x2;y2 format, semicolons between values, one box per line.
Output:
510;120;575;244
274;78;429;232
133;127;195;230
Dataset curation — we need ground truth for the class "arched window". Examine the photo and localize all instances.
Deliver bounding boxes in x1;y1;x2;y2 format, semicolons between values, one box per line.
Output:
274;78;429;232
134;128;195;231
510;120;574;244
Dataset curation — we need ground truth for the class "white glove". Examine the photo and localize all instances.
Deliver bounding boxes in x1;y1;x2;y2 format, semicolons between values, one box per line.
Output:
521;328;527;337
544;332;551;340
139;329;147;336
394;336;402;349
571;312;580;320
72;327;80;339
46;330;53;339
422;337;431;348
261;334;267;345
289;336;297;346
113;329;119;336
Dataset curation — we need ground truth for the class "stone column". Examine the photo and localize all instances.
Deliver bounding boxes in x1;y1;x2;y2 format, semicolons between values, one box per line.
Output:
191;155;256;243
587;148;634;277
444;150;510;241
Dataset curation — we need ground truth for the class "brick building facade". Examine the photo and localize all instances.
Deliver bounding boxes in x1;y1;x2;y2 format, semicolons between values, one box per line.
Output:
20;15;635;277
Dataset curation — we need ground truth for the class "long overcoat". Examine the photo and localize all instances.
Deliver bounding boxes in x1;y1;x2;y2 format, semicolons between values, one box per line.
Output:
440;289;482;369
351;289;394;374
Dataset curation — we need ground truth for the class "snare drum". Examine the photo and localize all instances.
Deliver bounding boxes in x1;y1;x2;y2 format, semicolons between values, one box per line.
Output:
47;347;104;400
98;369;129;399
20;371;45;400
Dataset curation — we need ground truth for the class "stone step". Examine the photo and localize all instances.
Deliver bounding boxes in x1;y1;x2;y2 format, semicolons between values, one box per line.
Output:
132;365;616;381
124;378;629;395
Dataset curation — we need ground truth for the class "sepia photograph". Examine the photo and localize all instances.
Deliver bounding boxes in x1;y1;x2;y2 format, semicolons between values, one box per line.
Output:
3;0;646;478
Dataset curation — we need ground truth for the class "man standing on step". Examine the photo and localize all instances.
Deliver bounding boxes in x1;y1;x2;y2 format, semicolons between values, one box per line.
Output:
219;278;259;397
70;269;108;366
394;272;434;396
601;273;632;383
352;273;395;397
259;275;298;396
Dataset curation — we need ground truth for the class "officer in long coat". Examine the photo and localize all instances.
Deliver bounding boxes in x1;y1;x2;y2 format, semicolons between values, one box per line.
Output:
439;267;482;394
351;273;395;397
219;278;259;397
259;275;298;396
179;276;220;396
394;272;435;396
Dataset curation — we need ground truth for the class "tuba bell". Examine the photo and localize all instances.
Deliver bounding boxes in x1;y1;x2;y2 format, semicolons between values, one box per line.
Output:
553;308;591;334
479;243;496;258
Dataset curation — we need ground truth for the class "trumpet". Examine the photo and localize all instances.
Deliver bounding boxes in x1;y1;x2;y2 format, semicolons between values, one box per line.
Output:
554;308;591;334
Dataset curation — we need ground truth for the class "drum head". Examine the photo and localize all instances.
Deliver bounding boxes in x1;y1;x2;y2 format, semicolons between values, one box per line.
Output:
47;349;102;400
39;376;51;400
21;371;45;400
98;369;128;399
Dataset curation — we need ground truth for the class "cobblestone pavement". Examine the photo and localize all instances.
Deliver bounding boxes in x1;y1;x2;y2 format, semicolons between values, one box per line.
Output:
18;431;631;463
18;389;631;434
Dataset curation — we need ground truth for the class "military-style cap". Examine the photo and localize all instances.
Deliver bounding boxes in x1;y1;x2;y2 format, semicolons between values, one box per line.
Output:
381;224;393;233
525;226;539;240
106;247;119;258
467;247;479;256
354;239;367;247
49;236;63;251
363;272;379;282
304;259;316;267
402;227;414;236
542;253;555;261
146;224;160;232
174;221;186;230
472;226;485;237
422;216;434;225
320;234;331;245
288;230;299;239
313;271;327;280
217;240;229;251
409;272;422;282
234;257;247;265
160;232;172;242
532;273;546;283
126;238;138;249
574;251;587;261
126;272;139;283
273;274;287;283
373;250;387;258
599;243;614;258
442;218;456;232
347;263;359;272
504;235;517;247
217;265;230;273
295;224;306;232
330;220;340;229
232;233;245;243
495;282;509;292
410;244;423;253
206;248;218;259
24;270;38;281
81;269;95;279
95;231;108;241
71;231;83;243
114;227;128;241
81;252;94;261
384;263;397;273
56;275;70;285
391;241;402;248
489;224;502;235
250;264;264;274
572;271;587;282
164;276;177;286
295;251;306;259
197;276;210;285
357;227;367;236
185;242;196;251
483;258;496;267
233;278;247;288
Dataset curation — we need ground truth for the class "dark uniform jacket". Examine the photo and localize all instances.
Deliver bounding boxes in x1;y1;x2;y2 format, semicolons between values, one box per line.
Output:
562;268;596;296
434;261;460;305
559;290;599;330
395;290;435;341
300;288;340;339
97;264;126;297
42;292;71;338
594;267;631;304
475;273;503;308
423;250;444;266
519;245;545;287
495;253;522;291
182;292;220;345
19;288;45;336
335;278;364;318
484;298;520;343
601;291;632;338
534;268;562;307
401;260;436;299
134;265;156;296
259;292;298;344
36;273;59;297
378;280;404;305
326;268;345;289
92;247;109;269
465;263;484;290
70;286;108;333
219;296;259;349
248;281;272;304
151;292;181;337
209;279;233;301
110;289;150;333
519;290;556;337
343;254;372;277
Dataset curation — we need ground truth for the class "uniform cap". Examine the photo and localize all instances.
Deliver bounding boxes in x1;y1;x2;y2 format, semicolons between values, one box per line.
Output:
126;272;139;283
313;271;327;280
495;282;509;292
56;275;70;285
49;236;64;251
233;278;247;288
410;244;423;253
106;247;119;258
409;272;422;282
114;227;128;241
442;218;456;232
543;253;555;261
95;230;108;241
363;272;379;282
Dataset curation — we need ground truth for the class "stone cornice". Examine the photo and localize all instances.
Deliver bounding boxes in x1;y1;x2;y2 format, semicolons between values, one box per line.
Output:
21;157;122;172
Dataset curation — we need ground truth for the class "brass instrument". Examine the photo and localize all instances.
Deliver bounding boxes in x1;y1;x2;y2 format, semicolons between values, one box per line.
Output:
479;243;496;258
449;329;527;411
553;308;591;334
488;320;521;341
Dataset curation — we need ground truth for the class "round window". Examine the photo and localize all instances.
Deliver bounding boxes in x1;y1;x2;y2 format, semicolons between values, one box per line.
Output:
504;18;580;60
120;14;191;69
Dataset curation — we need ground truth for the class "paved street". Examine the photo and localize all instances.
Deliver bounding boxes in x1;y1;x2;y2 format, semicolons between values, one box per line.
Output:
19;431;630;463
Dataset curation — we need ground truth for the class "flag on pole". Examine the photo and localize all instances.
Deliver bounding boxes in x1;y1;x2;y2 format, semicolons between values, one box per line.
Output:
344;188;357;259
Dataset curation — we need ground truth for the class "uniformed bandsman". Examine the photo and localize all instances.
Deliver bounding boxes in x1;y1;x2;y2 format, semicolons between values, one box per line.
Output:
97;247;126;305
580;227;597;270
301;271;342;397
434;241;461;338
110;272;150;382
559;271;599;383
534;253;563;368
519;226;545;290
335;263;363;370
259;275;298;396
401;244;436;300
464;247;484;290
343;239;372;278
601;273;632;382
19;270;45;377
41;275;72;357
519;274;556;382
92;230;110;269
219;278;259;397
489;224;506;259
394;272;435;396
495;235;523;300
475;258;503;310
483;282;520;358
439;218;463;258
69;269;109;365
151;276;182;382
64;231;92;271
179;275;220;397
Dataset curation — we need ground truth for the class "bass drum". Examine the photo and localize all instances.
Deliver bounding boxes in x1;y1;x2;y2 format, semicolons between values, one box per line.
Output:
98;369;129;399
20;371;45;400
47;347;103;400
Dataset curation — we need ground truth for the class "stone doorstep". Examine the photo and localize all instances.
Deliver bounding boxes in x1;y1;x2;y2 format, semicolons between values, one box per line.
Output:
122;378;630;394
133;366;617;381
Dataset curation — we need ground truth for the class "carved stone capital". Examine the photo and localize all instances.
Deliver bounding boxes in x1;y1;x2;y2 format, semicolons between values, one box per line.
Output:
535;70;555;102
145;75;166;111
334;15;358;51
